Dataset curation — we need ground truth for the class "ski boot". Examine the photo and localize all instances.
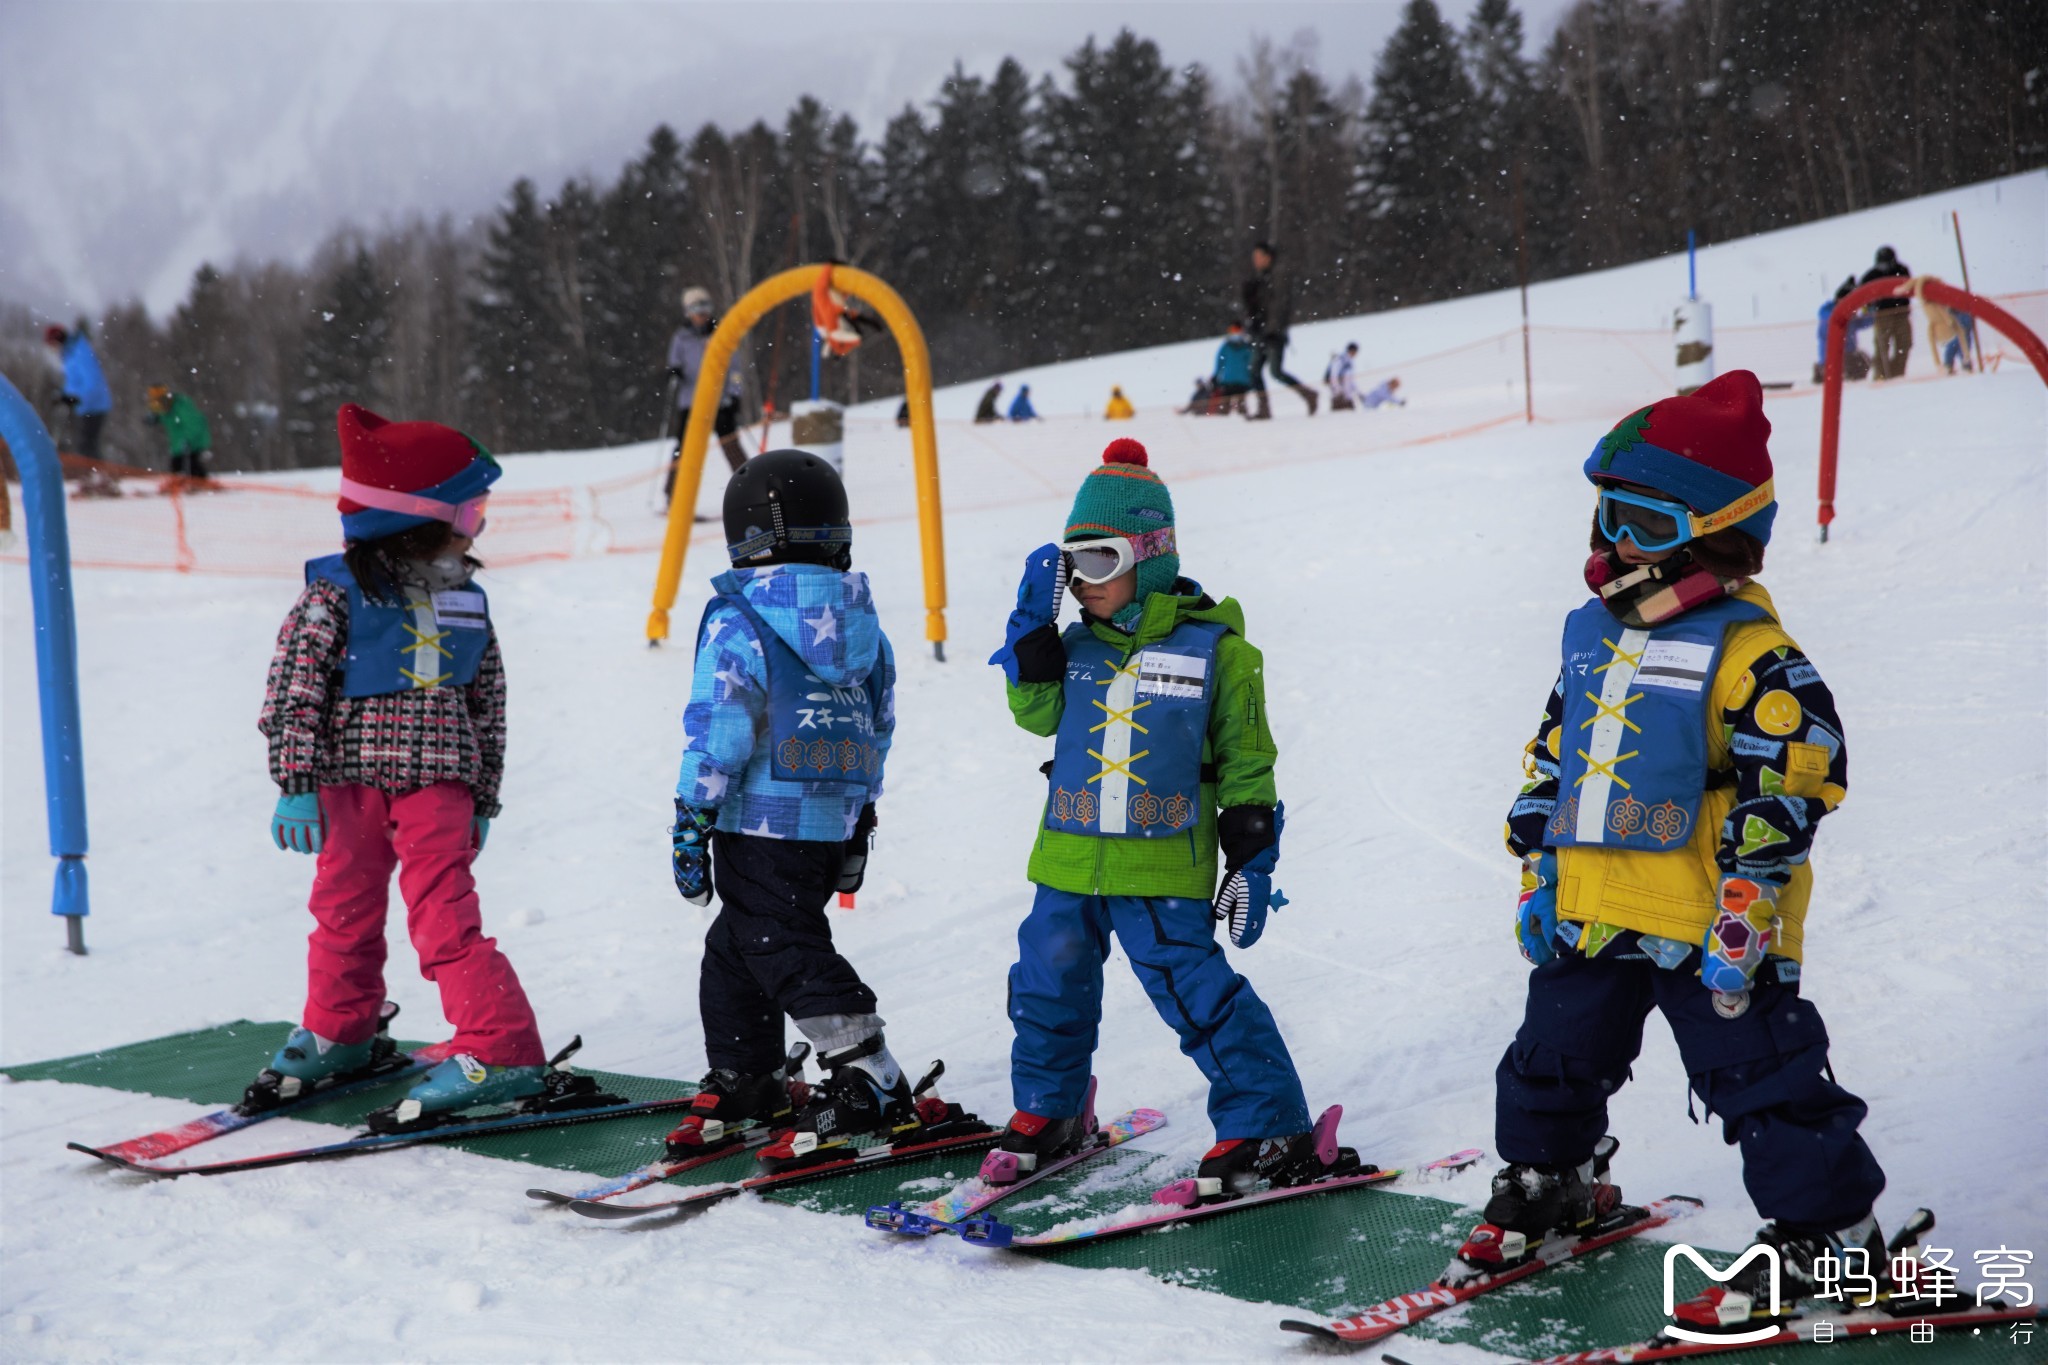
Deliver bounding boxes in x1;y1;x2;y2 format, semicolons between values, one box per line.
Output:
365;1036;611;1134
757;1033;914;1168
1672;1210;1897;1335
1450;1135;1624;1283
239;1001;408;1115
980;1077;1098;1188
1165;1104;1362;1208
663;1042;811;1159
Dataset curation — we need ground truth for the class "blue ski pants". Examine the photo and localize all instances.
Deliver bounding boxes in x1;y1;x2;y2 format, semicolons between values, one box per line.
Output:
1008;886;1310;1139
1496;941;1886;1231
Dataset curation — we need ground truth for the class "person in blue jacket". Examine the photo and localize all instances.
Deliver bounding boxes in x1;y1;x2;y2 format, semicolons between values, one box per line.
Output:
1008;384;1041;422
1209;322;1258;415
1812;278;1872;384
43;322;113;460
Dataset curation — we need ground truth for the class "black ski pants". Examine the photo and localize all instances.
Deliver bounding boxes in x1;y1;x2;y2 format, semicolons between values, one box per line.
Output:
1253;334;1305;391
1496;939;1886;1231
700;832;876;1074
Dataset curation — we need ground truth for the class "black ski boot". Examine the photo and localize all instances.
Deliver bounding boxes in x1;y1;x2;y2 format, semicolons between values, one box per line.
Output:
1674;1211;1894;1335
664;1043;810;1157
758;1033;915;1167
1182;1105;1362;1205
1454;1135;1623;1278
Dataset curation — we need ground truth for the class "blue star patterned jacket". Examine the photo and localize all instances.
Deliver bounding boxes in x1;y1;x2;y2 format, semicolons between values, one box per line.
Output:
676;563;896;842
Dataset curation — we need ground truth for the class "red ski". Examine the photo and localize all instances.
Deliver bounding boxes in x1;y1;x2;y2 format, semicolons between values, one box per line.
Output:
1530;1303;2042;1361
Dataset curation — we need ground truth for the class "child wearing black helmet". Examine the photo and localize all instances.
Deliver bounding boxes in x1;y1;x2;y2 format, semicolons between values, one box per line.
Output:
664;450;926;1165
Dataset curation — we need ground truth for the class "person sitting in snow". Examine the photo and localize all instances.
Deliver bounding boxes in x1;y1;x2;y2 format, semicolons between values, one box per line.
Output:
669;450;937;1163
1008;384;1041;422
1104;386;1135;420
250;404;552;1124
1208;322;1257;416
983;438;1354;1201
1362;375;1404;409
973;381;1004;424
1464;371;1889;1333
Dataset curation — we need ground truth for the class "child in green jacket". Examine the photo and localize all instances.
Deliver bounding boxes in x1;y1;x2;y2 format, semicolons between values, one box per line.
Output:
983;438;1351;1203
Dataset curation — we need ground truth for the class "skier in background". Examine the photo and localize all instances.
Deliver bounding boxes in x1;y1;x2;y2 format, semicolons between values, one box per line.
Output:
664;286;747;510
1326;342;1361;410
251;404;552;1125
670;450;937;1162
984;438;1353;1201
973;381;1005;424
1104;386;1135;420
1469;372;1889;1331
1007;384;1040;422
42;322;112;460
1241;242;1317;418
144;384;215;479
1859;246;1913;379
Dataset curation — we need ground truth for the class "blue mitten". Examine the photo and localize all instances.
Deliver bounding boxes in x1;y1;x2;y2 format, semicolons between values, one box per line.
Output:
1212;802;1288;948
987;543;1065;683
271;792;324;854
672;801;716;906
1516;851;1559;965
471;817;491;853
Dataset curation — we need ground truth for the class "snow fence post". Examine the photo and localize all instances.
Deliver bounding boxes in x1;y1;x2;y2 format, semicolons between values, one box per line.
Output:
0;375;91;953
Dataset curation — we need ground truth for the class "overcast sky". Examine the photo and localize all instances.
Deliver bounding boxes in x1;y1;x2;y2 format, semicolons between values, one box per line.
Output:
1;1;1571;321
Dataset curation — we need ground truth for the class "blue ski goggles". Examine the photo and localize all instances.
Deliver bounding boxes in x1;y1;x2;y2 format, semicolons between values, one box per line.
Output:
1596;480;1776;554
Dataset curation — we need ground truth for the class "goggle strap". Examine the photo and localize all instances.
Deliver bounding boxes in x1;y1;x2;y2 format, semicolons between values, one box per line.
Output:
1690;479;1774;537
339;477;485;529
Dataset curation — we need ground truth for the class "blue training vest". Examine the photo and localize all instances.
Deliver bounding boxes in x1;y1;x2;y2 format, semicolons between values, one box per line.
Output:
305;554;491;699
706;594;882;794
1045;620;1223;838
1549;595;1767;852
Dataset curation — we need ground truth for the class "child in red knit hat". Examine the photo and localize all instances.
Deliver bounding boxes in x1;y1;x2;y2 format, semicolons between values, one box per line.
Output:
248;404;551;1127
1456;372;1890;1330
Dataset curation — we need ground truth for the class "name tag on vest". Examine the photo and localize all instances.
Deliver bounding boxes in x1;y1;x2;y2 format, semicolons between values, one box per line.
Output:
433;590;488;630
1136;649;1207;699
1633;638;1713;692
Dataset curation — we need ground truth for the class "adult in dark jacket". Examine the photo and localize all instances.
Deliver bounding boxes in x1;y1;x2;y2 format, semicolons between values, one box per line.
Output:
973;381;1004;424
664;286;747;509
43;322;113;459
1858;247;1912;380
1240;243;1317;419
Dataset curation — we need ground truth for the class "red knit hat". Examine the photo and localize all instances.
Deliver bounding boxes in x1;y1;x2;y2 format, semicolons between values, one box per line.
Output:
1584;370;1777;544
335;404;499;541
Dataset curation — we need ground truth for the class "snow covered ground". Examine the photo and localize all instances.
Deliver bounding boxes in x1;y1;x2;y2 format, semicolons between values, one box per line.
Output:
3;176;2043;1361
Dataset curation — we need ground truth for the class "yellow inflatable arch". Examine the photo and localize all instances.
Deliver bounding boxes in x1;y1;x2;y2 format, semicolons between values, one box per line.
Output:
646;264;948;658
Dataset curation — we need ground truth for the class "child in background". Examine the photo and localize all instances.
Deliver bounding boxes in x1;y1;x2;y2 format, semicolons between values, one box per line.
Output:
251;405;549;1125
1105;386;1135;420
670;450;934;1164
1209;323;1257;416
1467;372;1889;1334
985;438;1351;1204
144;384;214;479
1362;376;1404;409
1326;342;1361;410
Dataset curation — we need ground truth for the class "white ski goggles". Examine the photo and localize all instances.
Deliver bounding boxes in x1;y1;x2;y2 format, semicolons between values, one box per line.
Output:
1062;528;1175;584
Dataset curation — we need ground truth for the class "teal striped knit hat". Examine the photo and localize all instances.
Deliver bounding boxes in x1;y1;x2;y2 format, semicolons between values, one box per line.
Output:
1065;438;1178;628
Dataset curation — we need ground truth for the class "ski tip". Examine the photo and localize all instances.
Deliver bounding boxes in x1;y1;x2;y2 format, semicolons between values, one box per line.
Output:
1278;1319;1341;1341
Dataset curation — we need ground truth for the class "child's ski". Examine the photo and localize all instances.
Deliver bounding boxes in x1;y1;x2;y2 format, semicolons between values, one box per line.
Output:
1278;1195;1702;1345
1529;1303;2042;1362
68;1050;433;1165
863;1103;1168;1236
566;1122;1002;1221
964;1145;1483;1251
525;1122;777;1205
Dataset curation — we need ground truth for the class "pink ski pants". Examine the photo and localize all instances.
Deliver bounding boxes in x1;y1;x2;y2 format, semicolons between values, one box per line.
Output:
301;782;544;1066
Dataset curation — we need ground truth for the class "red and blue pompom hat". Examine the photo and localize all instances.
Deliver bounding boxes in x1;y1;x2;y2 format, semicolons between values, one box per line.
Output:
334;403;501;543
1585;370;1778;546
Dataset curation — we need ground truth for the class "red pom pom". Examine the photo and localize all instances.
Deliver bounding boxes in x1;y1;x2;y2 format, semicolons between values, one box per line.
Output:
1102;438;1149;467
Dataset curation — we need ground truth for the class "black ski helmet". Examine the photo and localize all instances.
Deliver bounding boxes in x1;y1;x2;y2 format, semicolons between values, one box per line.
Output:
722;448;852;569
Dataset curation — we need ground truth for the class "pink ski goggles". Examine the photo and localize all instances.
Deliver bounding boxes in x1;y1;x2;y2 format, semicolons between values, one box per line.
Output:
339;477;489;537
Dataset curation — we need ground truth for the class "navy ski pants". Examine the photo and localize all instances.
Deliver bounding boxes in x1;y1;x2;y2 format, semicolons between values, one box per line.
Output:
1008;886;1310;1139
700;832;875;1074
1496;943;1886;1230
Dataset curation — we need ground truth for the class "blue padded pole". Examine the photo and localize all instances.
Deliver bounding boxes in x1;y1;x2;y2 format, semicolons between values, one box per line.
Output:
0;375;90;953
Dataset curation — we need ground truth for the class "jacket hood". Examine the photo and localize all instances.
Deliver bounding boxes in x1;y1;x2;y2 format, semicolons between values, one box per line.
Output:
712;563;882;685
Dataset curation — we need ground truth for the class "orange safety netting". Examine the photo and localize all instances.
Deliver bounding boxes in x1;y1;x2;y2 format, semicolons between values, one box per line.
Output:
5;292;2037;579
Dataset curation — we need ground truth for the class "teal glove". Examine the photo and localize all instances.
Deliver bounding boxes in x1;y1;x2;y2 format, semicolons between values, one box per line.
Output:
271;792;324;854
472;817;491;852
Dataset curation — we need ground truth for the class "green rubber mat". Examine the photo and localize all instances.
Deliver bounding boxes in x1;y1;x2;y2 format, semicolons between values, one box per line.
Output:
7;1024;1976;1361
6;1019;692;1174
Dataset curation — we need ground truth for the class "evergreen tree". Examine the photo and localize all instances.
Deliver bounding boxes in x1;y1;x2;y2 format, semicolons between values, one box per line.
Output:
1463;0;1537;290
464;179;554;452
289;246;391;462
591;126;692;441
1356;0;1484;303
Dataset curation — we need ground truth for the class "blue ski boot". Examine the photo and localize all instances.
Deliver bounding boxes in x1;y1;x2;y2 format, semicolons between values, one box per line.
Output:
382;1054;547;1126
239;1003;406;1114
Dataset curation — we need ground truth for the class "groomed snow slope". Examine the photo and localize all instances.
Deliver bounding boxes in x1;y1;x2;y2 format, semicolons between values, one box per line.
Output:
3;178;2043;1363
